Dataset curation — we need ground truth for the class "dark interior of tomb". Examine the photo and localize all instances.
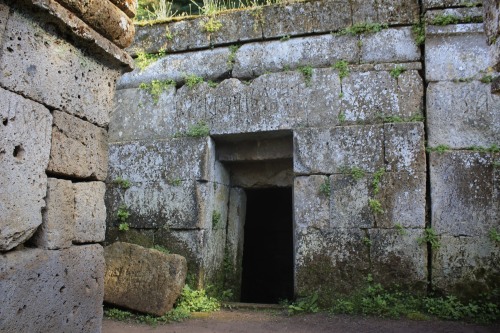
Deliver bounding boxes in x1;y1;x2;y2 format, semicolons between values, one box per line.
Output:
240;187;294;304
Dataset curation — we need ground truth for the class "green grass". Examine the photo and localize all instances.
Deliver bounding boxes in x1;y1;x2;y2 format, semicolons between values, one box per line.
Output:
184;74;204;88
369;198;384;214
139;79;176;104
298;65;313;86
332;60;349;80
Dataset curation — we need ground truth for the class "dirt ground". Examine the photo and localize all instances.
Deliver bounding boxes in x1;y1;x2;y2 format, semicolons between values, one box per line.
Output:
102;309;500;333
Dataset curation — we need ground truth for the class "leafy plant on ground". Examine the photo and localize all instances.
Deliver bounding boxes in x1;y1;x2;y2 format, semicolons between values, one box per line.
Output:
418;227;440;250
113;177;131;189
176;285;221;312
298;65;313;87
319;178;331;197
186;121;210;137
390;65;406;79
369;198;384;214
139;79;176;104
104;306;190;325
287;292;319;315
332;60;349;81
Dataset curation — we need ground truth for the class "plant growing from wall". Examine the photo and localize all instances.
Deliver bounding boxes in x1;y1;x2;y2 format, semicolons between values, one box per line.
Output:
418;227;440;249
339;166;365;181
332;60;349;81
202;17;223;33
362;236;372;246
480;74;493;84
426;144;450;154
113;177;131;189
280;35;290;41
117;205;130;231
390;65;406;79
227;45;239;69
369;198;384;214
212;210;222;229
431;14;460;26
412;21;425;46
184;74;204;88
139;79;176;104
338;111;346;124
337;22;388;35
186;121;210;137
152;244;170;254
319;178;331;197
395;223;408;236
489;229;500;244
135;49;167;71
298;65;313;87
372;167;385;194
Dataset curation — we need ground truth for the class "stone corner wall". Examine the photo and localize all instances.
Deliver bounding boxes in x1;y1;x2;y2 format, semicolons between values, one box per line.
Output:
0;0;135;332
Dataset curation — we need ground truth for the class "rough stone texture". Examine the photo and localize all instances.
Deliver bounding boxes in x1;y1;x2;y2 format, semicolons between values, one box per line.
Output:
425;24;490;82
293;126;385;174
117;47;231;89
227;159;294;188
396;69;424;120
427;81;500;148
0;245;104;332
433;235;500;297
109;0;138;18
105;228;155;248
47;111;108;181
384;122;426;174
369;229;427;290
483;0;500;46
0;3;8;40
423;0;482;9
294;175;331;231
217;136;293;162
55;0;135;48
0;7;122;127
232;34;359;79
430;151;498;237
375;0;420;24
361;27;421;64
425;7;484;25
74;182;106;243
0;87;52;252
31;178;75;250
104;242;187;316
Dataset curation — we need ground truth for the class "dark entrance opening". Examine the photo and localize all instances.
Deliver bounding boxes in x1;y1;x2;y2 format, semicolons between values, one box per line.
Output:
240;187;294;303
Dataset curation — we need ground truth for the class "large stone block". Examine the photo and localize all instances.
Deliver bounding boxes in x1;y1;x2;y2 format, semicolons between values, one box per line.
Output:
294;175;330;231
384;122;426;174
425;24;490;82
227;159;294;188
361;27;421;64
0;87;52;251
369;229;427;290
31;178;75;250
232;34;359;79
430;151;498;236
427;81;500;148
423;0;482;9
432;234;499;297
396;69;424;120
74;182;106;243
376;0;420;25
47;111;108;181
294;125;385;174
0;8;121;127
0;245;104;333
104;242;187;316
425;7;484;25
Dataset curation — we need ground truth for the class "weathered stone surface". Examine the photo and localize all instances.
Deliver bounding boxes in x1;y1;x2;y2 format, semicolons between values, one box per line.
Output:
432;235;500;298
425;24;490;82
483;0;499;45
203;227;227;285
74;182;106;243
423;0;482;9
427;81;500;148
106;228;155;248
107;137;215;183
0;245;104;332
232;34;359;79
227;159;294;188
31;178;75;250
369;229;427;290
0;87;52;252
117;47;231;89
0;8;121;127
425;7;484;25
294;126;385;174
430;151;498;236
110;86;177;142
56;0;135;48
376;0;420;25
0;3;8;41
306;68;343;128
109;0;138;18
361;27;420;64
351;0;377;24
217;136;293;162
397;69;424;120
294;176;330;231
47;111;108;181
384;122;426;174
104;242;187;316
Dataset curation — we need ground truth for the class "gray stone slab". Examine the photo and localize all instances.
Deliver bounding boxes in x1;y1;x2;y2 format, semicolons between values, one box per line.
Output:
430;151;498;236
384;122;426;174
425;24;490;82
31;178;75;250
427;81;500;148
397;70;424;120
306;68;343;128
432;234;499;297
425;7;484;24
0;245;104;333
110;86;177;143
0;87;52;251
47;111;108;181
376;0;420;25
216;137;293;162
351;0;378;24
294;175;331;232
369;229;427;290
107;137;215;184
73;182;106;243
0;9;121;127
232;34;359;79
423;0;482;9
293;125;385;174
361;27;421;64
203;226;227;285
227;159;294;188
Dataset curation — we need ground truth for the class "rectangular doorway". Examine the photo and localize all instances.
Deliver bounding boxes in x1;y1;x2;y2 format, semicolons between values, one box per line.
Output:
240;187;294;303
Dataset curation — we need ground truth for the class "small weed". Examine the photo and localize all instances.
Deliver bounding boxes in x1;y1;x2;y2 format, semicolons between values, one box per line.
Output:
431;14;459;26
418;227;440;250
202;17;223;33
113;177;131;189
186;121;210;137
480;75;493;84
340;166;365;181
426;145;450;154
152;244;170;254
319;178;331;197
104;306;190;325
135;50;166;71
169;178;182;186
227;45;239;68
212;211;222;229
184;74;204;88
369;198;384;214
362;236;372;246
372;168;385;194
165;26;174;40
493;161;500;169
298;65;313;87
176;285;221;312
409;114;425;122
390;65;406;79
207;80;218;88
280;35;290;41
287;293;319;315
467;144;500;153
412;22;425;46
395;223;408;236
338;112;346;124
489;229;500;243
117;205;130;224
382;115;404;123
332;60;349;80
338;22;388;35
119;222;130;231
338;92;344;99
104;307;132;320
139;79;176;104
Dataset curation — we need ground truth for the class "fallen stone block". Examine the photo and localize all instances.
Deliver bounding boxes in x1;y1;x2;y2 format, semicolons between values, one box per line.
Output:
104;242;187;316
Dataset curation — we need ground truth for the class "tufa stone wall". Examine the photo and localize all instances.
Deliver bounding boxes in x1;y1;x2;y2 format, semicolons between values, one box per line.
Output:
0;0;134;332
108;0;499;302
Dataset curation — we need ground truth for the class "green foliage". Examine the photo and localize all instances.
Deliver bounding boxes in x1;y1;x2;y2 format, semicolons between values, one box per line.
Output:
339;166;365;181
119;222;130;231
298;65;313;86
418;227;440;250
390;65;406;79
184;74;204;88
152;244;170;254
135;50;166;71
207;80;218;88
280;35;290;41
431;14;460;26
395;223;408;236
319;178;331;197
113;177;131;189
227;45;239;68
287;292;319;315
212;211;222;229
467;144;500;154
412;22;425;46
104;307;133;320
480;75;493;84
338;111;346;123
372;167;385;194
332;60;349;80
169;178;182;186
369;199;384;214
362;237;372;246
202;17;223;32
139;79;176;104
117;205;130;223
489;229;500;243
338;22;388;35
186;121;210;137
176;285;221;312
426;144;450;154
382;115;404;123
104;306;190;325
424;296;499;323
